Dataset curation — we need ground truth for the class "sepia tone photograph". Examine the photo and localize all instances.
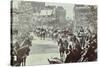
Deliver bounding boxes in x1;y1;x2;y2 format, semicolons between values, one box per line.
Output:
11;0;97;66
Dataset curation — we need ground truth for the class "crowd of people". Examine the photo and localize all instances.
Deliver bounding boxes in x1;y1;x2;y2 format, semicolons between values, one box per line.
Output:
11;25;97;65
43;26;97;64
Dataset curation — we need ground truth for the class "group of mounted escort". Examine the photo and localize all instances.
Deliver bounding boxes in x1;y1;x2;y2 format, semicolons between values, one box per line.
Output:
48;26;97;64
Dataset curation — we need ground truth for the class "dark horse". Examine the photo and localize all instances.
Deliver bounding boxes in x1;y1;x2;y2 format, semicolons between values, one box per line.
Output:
58;38;68;62
13;38;32;66
16;45;30;66
64;36;82;63
39;28;46;40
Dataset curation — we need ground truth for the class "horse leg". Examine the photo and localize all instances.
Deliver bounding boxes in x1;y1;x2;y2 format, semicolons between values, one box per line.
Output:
60;52;63;62
21;58;23;66
22;57;26;66
44;34;46;40
23;57;26;66
16;57;22;66
60;50;64;62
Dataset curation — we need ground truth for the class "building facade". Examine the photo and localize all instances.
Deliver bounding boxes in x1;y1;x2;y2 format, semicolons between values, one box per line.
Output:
74;5;97;33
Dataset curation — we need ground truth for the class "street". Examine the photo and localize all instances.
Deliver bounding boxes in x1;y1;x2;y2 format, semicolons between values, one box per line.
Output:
26;35;60;65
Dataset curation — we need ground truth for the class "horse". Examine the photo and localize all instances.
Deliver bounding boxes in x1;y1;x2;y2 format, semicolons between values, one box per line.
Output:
16;45;30;66
40;29;46;40
13;38;32;66
57;37;69;62
64;35;82;63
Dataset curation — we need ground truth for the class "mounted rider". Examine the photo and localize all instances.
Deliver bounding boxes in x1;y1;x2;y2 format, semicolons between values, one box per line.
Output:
78;26;86;49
